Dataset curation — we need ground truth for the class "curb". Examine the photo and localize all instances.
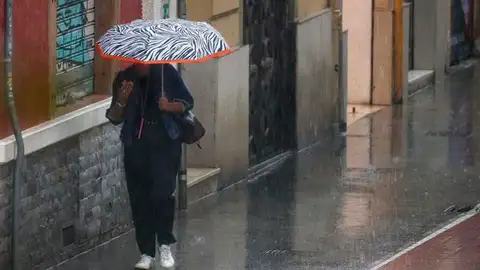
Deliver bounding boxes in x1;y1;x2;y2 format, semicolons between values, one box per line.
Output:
370;203;480;270
407;70;434;97
446;58;479;76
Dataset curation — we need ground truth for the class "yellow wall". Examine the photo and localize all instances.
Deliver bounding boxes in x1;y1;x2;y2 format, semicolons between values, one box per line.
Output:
186;0;241;46
212;0;238;15
296;0;328;20
185;0;212;21
186;0;332;45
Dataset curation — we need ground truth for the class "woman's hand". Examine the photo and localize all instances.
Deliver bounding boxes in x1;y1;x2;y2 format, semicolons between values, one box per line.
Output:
158;97;184;113
158;97;169;111
117;80;134;106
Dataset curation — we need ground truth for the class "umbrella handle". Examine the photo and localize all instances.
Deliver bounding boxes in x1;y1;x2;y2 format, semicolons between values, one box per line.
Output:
161;64;165;97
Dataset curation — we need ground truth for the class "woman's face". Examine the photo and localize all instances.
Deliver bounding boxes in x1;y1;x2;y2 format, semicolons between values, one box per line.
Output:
135;64;150;77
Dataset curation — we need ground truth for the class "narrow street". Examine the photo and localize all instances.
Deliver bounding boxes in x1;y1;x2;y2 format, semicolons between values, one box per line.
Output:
51;66;480;270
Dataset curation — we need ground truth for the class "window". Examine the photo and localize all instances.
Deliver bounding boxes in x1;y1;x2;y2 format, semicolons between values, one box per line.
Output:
56;0;96;107
0;0;141;149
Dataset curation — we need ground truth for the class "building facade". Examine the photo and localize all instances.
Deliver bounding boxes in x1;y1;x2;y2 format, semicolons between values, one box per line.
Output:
0;1;142;269
0;0;341;268
343;0;480;106
183;0;342;187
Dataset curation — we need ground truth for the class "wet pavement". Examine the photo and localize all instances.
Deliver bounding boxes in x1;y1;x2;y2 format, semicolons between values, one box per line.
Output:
379;214;480;270
51;64;480;270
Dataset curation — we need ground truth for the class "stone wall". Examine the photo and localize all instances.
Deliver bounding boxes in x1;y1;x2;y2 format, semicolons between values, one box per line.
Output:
296;9;338;149
183;46;250;189
412;0;437;70
0;124;131;269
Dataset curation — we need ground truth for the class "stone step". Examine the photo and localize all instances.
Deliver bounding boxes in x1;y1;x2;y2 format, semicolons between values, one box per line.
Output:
408;70;434;95
185;167;220;203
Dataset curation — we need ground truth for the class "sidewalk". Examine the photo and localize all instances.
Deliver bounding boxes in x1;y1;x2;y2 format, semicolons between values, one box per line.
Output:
49;65;480;269
377;213;480;270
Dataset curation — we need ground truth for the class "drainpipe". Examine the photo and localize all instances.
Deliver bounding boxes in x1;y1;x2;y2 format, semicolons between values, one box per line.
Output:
393;0;404;103
332;0;346;134
3;0;24;269
176;0;188;210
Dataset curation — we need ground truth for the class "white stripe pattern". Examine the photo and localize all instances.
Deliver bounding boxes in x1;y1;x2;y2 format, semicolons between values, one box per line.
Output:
96;19;230;62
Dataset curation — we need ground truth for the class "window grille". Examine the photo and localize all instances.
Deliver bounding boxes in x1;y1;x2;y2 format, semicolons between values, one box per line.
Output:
56;0;95;106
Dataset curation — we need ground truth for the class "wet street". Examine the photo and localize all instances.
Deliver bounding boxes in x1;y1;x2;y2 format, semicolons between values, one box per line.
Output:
51;65;480;269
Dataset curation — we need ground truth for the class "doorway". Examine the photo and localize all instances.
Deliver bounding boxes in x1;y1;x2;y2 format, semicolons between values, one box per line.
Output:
244;0;297;165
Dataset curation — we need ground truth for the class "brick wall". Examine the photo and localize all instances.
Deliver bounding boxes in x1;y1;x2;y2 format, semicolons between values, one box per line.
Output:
0;124;131;269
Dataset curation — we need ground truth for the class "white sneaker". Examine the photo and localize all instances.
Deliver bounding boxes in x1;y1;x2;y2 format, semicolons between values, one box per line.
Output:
159;245;175;268
134;254;154;269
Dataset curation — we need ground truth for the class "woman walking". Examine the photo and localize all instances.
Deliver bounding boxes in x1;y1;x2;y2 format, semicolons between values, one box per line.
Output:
106;63;193;269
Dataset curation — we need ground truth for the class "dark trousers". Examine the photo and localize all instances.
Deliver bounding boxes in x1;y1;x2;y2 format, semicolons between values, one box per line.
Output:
123;127;180;257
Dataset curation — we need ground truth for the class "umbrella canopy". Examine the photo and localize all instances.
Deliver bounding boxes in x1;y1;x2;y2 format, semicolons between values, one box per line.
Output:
96;19;231;64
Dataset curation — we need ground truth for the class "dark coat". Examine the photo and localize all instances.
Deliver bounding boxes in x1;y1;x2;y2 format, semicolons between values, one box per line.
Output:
107;64;194;199
106;64;194;145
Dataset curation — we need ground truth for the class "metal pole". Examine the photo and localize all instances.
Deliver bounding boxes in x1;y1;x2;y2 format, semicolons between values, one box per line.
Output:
3;0;24;269
176;0;188;210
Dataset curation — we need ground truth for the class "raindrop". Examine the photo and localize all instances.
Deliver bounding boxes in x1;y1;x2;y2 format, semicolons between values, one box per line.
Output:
444;205;456;212
189;236;205;246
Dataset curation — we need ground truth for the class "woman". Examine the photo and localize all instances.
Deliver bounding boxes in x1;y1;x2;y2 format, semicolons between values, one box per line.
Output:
106;63;193;269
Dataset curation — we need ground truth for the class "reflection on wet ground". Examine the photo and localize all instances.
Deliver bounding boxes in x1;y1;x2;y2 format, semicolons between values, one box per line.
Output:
53;66;480;269
346;104;386;126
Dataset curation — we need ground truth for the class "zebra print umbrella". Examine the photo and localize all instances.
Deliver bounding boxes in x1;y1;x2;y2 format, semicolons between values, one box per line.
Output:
96;19;231;63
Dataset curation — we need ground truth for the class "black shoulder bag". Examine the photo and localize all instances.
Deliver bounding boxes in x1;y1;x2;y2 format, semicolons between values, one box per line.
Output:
177;111;206;146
